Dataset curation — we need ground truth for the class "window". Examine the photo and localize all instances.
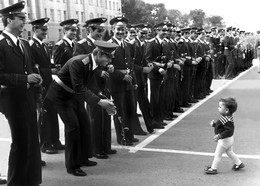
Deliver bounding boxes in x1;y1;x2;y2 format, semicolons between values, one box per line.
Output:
116;2;119;11
90;12;94;19
64;11;67;20
57;0;60;2
113;2;115;11
81;12;84;22
50;9;55;21
97;13;99;17
97;0;99;7
80;0;83;4
100;0;102;7
63;0;66;3
57;10;61;22
89;0;93;5
105;0;107;9
109;1;111;10
74;0;78;3
76;11;79;20
44;8;48;17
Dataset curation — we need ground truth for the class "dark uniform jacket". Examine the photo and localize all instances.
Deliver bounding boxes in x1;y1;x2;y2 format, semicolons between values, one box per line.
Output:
53;37;74;67
0;33;36;114
223;34;235;56
73;37;96;56
131;38;147;85
108;37;133;93
145;37;165;80
48;54;100;107
29;37;53;90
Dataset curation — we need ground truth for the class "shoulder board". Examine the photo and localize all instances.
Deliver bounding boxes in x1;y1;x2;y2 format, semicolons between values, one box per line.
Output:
178;38;184;43
20;38;27;42
29;39;35;46
0;35;4;41
149;38;156;42
56;40;64;46
107;39;113;43
78;38;87;44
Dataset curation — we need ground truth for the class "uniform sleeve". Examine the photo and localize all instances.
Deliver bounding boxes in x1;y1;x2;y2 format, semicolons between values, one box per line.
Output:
69;60;100;106
145;42;160;72
73;43;85;56
53;44;62;66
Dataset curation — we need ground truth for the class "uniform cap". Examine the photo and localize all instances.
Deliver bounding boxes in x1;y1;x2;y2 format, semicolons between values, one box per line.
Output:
226;26;232;31
210;27;217;30
181;27;191;33
109;16;128;26
94;40;119;57
0;1;26;18
29;18;49;29
84;17;107;27
60;19;79;28
153;22;168;29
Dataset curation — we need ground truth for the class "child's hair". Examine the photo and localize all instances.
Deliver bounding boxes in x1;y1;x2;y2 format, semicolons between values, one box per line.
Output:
219;97;238;114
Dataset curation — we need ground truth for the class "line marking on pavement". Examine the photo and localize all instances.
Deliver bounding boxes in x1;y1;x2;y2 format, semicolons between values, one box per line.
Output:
128;65;255;154
138;147;260;160
0;138;11;142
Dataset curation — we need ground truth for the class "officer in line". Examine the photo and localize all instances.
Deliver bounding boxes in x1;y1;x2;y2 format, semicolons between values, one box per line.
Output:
47;40;118;177
29;18;64;154
53;19;79;68
108;16;141;145
145;22;169;129
0;1;42;185
130;23;154;133
74;17;107;56
74;17;117;158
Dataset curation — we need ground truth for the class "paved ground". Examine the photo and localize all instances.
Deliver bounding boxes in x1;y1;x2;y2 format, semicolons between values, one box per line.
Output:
1;61;260;186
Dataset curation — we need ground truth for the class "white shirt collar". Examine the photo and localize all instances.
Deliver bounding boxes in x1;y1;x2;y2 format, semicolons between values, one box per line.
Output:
91;53;97;70
113;36;122;46
156;35;163;44
33;36;43;45
87;35;95;44
63;35;73;47
3;30;18;46
136;37;144;46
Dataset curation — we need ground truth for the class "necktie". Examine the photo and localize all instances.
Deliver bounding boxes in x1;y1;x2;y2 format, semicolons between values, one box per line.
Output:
42;43;48;55
17;39;23;53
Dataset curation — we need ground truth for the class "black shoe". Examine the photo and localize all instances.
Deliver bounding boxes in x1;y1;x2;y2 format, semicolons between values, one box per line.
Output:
161;122;167;126
164;116;174;120
153;124;165;129
53;142;65;150
232;163;245;171
174;108;184;113
147;128;154;134
67;168;87;176
42;146;58;154
41;160;46;167
118;139;133;146
134;131;147;135
182;103;192;107
0;178;7;184
169;113;178;118
131;138;139;143
81;159;97;167
105;149;117;154
95;153;109;159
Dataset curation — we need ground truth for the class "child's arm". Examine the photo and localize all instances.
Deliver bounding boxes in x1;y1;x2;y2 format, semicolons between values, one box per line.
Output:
218;121;234;139
210;120;216;127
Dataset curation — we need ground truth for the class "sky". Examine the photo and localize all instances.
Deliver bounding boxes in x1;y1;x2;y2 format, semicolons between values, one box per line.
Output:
143;0;259;32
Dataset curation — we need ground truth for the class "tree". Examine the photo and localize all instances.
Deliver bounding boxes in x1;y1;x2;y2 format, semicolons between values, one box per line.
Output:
206;15;224;27
189;9;205;28
167;9;182;25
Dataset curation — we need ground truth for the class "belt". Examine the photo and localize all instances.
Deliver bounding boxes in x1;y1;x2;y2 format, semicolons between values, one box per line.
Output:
116;69;130;74
53;76;75;94
153;62;165;67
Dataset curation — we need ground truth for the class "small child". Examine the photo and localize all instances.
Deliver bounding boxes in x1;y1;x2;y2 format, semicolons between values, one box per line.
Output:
205;97;245;174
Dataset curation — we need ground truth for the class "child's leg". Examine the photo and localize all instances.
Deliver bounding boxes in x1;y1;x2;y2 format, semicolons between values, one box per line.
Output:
211;143;226;169
226;146;242;165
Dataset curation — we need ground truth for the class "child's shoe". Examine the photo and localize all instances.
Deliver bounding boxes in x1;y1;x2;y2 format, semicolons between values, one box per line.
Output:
232;163;245;171
205;167;218;174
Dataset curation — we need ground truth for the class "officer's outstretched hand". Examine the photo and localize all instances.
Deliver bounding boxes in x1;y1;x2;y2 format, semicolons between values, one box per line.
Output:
28;73;43;86
143;67;152;73
106;65;114;73
123;74;133;83
159;68;166;75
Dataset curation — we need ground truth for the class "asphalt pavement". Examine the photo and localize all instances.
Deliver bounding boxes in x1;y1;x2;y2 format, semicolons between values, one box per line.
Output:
0;61;260;186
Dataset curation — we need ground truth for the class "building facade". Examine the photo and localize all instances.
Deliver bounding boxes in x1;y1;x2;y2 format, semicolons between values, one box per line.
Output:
0;0;122;42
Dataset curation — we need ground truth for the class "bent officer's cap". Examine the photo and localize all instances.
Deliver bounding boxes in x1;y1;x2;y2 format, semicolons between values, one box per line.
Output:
60;19;79;29
84;17;107;27
153;22;168;30
94;40;118;57
29;18;49;29
109;17;128;27
0;1;26;18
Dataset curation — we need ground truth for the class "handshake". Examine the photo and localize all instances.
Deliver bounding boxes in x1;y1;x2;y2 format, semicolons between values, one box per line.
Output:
98;99;117;115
